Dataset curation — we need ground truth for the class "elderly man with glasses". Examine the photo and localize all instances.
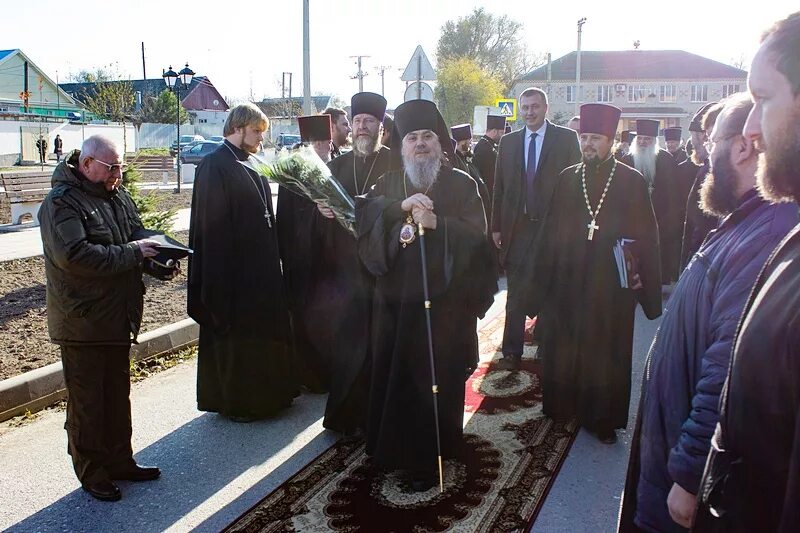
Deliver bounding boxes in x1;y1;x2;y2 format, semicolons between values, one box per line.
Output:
38;135;178;502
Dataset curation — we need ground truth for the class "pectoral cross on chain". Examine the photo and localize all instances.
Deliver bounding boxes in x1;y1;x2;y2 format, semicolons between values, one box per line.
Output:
587;220;599;240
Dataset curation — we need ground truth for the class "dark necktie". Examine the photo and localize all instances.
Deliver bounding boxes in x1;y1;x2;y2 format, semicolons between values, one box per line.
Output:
525;132;538;214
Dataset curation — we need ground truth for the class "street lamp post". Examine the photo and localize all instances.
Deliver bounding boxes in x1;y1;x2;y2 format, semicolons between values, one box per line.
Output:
163;63;194;193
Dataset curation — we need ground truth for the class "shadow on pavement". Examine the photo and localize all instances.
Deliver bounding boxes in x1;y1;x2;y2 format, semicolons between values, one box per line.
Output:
6;409;336;532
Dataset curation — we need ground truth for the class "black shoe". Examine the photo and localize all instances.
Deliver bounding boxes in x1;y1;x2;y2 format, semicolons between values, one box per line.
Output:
596;429;617;444
109;464;161;482
495;356;521;371
82;479;122;501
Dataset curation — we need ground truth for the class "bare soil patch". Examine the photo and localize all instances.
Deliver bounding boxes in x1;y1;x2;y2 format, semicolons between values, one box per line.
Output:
0;231;190;381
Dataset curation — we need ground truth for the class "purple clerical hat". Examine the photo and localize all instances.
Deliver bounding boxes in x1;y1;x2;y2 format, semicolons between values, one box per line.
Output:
636;119;660;137
298;115;332;142
579;103;621;139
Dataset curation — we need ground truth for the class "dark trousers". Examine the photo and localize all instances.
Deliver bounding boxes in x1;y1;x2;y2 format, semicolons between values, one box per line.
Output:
501;218;539;357
61;344;134;485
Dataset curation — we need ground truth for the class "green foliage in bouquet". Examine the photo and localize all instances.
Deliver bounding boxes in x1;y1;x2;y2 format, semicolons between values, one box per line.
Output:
246;146;356;237
122;164;177;236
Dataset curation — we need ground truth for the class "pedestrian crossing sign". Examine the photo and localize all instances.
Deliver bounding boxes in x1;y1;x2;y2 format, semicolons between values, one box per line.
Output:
495;99;516;121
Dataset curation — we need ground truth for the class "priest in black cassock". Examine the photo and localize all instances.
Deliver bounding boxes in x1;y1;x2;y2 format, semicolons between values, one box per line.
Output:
623;119;680;284
276;114;332;392
310;92;391;434
188;104;298;422
529;103;662;444
356;99;498;491
451;123;491;221
472;114;505;196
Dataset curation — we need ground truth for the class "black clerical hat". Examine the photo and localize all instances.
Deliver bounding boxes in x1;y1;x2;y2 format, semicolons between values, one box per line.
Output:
689;102;718;132
636;119;660;137
486;115;506;131
451;123;472;141
351;92;387;121
620;130;635;143
663;127;682;141
298;115;332;142
580;103;621;139
391;99;455;169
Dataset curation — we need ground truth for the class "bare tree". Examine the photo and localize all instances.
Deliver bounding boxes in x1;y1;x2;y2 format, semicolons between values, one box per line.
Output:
436;8;545;91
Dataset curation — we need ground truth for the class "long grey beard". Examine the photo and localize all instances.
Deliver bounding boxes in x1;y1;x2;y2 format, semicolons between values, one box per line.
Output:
630;143;657;186
403;154;441;190
353;134;379;157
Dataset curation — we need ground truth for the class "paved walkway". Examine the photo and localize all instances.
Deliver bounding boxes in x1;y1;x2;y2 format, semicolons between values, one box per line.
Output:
0;184;281;261
0;284;661;532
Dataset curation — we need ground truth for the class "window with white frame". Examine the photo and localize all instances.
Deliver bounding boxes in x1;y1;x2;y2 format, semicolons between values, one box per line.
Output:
597;85;613;103
566;85;576;103
660;84;677;103
628;84;647;103
722;84;740;98
691;84;708;102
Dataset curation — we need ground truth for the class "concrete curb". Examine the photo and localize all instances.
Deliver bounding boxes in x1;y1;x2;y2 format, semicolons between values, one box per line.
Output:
0;318;198;423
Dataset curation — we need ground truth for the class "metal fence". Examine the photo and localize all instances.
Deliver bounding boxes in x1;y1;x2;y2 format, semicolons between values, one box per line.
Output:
136;123;225;148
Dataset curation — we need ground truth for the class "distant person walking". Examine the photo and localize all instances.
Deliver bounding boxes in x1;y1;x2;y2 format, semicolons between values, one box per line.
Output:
36;134;48;164
54;134;63;163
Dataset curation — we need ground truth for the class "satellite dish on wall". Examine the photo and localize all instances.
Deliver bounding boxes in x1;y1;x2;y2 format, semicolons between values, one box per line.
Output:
213;99;220;107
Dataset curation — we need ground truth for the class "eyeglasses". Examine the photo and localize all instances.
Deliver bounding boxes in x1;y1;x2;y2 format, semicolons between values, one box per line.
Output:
92;158;127;173
704;134;739;153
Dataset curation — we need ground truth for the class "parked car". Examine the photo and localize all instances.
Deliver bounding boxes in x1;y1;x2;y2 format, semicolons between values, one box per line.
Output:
275;133;301;152
170;134;205;157
208;135;224;143
179;141;222;165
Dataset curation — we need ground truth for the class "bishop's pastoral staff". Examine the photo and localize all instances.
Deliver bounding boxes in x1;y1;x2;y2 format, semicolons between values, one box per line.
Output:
528;103;662;444
355;99;498;492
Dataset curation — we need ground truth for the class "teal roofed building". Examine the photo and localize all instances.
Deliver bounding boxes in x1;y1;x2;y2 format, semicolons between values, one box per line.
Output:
0;49;84;119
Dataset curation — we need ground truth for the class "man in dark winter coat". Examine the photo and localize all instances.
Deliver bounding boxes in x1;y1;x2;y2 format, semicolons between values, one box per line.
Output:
694;12;800;532
38;136;176;501
618;94;797;532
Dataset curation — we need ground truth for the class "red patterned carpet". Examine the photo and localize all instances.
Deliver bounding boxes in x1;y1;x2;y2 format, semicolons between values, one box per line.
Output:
225;312;578;532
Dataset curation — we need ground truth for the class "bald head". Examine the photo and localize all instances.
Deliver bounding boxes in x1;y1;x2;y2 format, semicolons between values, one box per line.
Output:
78;135;125;190
79;136;121;165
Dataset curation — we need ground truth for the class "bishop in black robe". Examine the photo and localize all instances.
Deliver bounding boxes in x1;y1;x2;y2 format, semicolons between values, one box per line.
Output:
188;138;298;419
530;152;662;437
357;165;497;476
357;99;497;482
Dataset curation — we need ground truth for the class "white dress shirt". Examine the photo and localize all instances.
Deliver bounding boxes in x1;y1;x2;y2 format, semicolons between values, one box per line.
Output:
523;121;548;173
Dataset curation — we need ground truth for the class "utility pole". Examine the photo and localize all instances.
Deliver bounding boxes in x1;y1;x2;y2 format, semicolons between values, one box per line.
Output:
282;72;293;118
302;0;312;114
350;55;370;92
575;17;587;115
375;65;392;96
141;42;146;79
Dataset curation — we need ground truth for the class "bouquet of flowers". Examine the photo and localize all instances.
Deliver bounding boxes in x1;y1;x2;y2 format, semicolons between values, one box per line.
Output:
243;146;356;237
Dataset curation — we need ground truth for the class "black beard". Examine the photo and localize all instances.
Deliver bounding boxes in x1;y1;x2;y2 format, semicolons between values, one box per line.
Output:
755;122;800;203
699;150;740;217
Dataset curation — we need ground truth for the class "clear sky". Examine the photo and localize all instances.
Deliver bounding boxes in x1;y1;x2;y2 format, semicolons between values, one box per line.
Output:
3;1;797;109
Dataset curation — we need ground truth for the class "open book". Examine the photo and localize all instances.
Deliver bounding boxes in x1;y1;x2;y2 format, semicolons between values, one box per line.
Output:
613;238;639;289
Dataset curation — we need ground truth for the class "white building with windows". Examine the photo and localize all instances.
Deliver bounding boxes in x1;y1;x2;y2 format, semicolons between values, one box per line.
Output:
512;50;748;135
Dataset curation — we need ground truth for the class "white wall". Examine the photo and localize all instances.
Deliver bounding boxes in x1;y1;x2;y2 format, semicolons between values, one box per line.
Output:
0;120;136;162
